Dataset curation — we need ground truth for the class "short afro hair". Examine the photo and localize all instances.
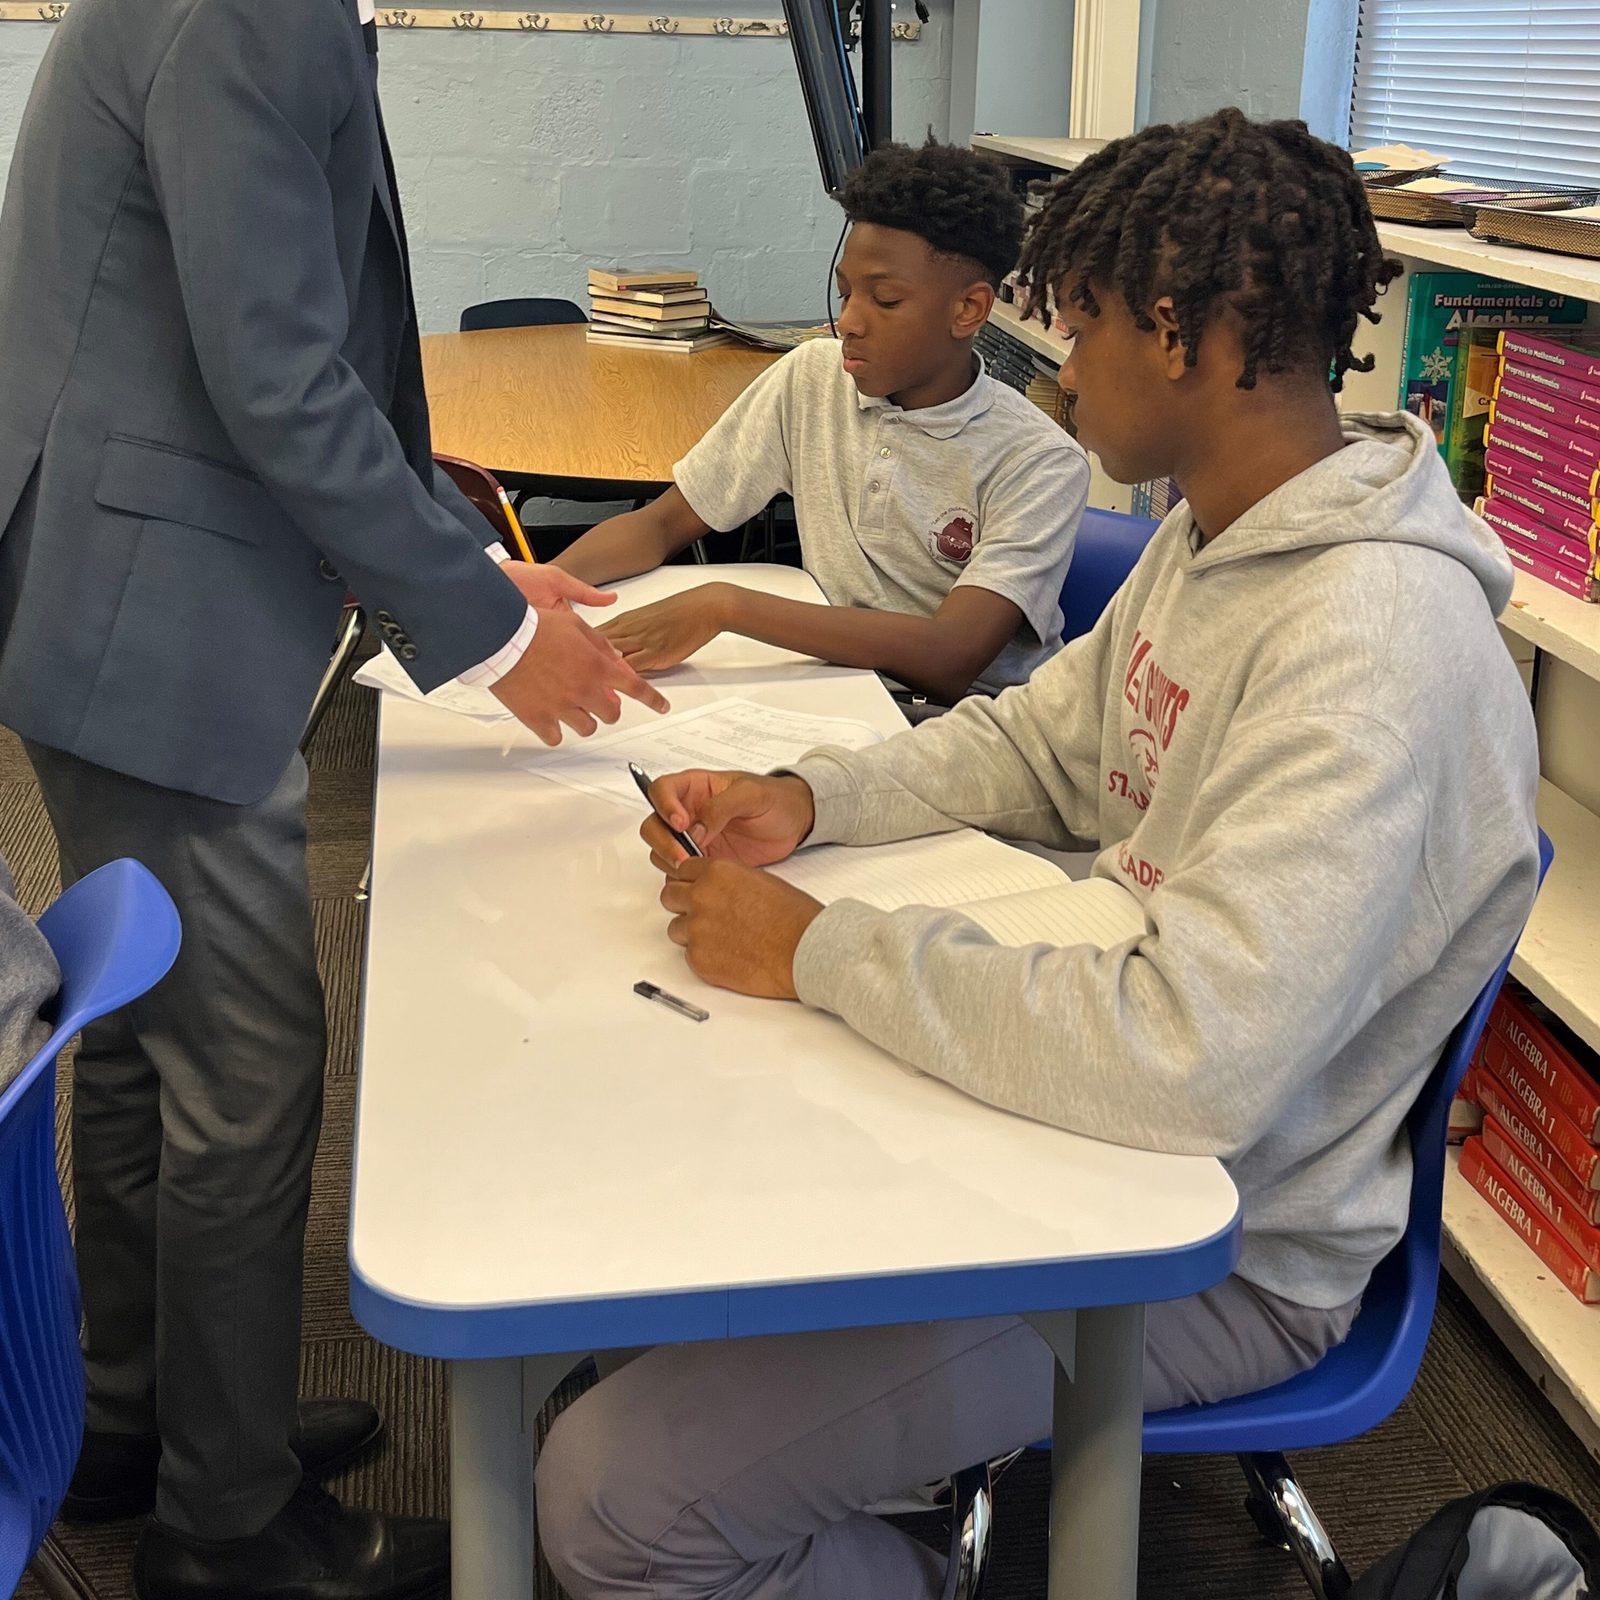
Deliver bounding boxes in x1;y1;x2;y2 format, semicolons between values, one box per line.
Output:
835;136;1024;288
1016;108;1402;391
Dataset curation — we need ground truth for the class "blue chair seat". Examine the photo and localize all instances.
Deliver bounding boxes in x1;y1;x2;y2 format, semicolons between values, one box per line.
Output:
0;860;180;1598
1059;506;1162;644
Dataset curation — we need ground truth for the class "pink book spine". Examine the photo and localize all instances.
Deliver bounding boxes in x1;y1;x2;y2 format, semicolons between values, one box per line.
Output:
1486;473;1599;551
1481;497;1595;573
1483;424;1600;492
1496;377;1600;441
1496;529;1595;600
1484;446;1599;515
1499;330;1600;384
1491;397;1600;472
1503;359;1600;419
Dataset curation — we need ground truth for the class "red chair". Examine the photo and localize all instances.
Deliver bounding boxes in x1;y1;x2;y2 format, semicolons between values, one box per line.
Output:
299;456;531;755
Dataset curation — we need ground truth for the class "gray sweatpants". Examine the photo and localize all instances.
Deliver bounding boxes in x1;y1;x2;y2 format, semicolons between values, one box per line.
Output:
25;741;326;1540
536;1275;1359;1600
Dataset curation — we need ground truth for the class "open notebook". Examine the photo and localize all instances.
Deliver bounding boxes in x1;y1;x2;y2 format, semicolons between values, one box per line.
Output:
772;830;1147;950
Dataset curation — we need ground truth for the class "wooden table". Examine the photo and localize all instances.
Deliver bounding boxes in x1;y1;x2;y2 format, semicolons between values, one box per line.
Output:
421;323;779;496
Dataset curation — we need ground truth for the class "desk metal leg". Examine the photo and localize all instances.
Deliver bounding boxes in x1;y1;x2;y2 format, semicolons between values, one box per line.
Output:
450;1353;581;1600
1027;1304;1146;1600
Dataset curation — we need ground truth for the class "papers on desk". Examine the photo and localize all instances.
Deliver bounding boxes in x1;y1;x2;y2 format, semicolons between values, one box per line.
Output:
521;698;883;810
353;649;514;722
775;830;1148;950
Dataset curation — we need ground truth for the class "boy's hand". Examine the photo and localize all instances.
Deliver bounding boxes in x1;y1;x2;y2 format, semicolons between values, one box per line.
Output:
599;584;733;671
658;857;822;1000
642;770;815;867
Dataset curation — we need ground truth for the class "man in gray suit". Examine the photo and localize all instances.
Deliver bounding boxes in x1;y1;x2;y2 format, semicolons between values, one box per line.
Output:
0;0;668;1594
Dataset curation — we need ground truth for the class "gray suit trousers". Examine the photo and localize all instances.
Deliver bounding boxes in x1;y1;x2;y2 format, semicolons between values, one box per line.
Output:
26;739;325;1539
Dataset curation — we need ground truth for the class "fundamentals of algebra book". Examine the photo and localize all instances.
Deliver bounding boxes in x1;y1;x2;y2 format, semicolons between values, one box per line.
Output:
1400;273;1586;457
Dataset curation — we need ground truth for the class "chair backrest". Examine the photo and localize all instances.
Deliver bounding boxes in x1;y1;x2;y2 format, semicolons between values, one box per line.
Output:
0;861;179;1590
1392;824;1556;1338
1059;507;1161;644
1144;828;1554;1454
459;297;586;333
435;454;535;563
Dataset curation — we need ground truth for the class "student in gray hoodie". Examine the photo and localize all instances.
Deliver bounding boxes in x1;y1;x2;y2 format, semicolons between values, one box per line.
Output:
536;110;1543;1600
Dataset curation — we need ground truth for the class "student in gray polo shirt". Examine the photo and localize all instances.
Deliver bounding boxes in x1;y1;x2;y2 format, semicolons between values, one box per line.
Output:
556;140;1089;706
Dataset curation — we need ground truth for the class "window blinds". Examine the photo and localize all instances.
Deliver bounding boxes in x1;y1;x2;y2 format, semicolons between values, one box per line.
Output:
1350;0;1600;188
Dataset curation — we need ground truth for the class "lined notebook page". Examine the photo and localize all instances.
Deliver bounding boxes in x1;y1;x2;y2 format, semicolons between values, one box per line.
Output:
959;876;1146;950
772;831;1065;912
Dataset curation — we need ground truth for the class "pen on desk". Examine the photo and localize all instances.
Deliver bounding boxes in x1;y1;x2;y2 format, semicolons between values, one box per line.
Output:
633;981;710;1023
628;761;703;858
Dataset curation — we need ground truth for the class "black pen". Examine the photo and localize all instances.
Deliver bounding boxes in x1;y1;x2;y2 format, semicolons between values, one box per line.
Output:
633;981;709;1023
628;762;703;858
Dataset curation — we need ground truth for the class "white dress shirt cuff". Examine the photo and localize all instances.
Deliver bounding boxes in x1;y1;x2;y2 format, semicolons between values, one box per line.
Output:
456;543;538;688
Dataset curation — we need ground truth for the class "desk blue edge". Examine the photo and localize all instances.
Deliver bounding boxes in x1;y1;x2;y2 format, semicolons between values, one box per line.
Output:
348;1205;1243;1361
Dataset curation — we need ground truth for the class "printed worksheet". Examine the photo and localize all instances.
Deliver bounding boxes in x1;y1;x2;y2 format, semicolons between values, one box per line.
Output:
521;698;883;809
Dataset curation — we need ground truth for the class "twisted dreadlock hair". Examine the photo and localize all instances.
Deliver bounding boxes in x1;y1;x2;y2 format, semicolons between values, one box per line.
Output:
835;136;1024;288
1016;109;1402;391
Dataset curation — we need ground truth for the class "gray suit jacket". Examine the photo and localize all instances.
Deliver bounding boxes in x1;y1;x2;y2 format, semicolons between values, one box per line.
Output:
0;0;525;803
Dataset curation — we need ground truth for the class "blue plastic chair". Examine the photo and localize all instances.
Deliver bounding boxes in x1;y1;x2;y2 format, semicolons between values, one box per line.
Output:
1137;826;1555;1599
1059;506;1161;644
943;831;1554;1600
0;860;181;1600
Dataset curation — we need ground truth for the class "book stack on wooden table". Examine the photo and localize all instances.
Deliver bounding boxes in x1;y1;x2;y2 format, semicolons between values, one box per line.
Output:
586;267;729;355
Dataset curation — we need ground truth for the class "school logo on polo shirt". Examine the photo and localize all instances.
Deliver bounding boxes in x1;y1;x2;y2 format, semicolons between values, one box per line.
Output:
930;507;978;565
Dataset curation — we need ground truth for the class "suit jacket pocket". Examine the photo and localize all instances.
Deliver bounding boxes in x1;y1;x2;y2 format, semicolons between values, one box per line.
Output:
93;435;277;545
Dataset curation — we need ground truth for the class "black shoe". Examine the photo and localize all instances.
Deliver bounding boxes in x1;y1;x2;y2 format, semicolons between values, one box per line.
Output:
64;1400;386;1524
133;1478;448;1600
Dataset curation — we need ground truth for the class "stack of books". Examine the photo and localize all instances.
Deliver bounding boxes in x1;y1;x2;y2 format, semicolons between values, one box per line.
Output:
1130;477;1180;521
1453;982;1600;1304
1367;177;1598;228
585;268;728;355
1474;330;1600;602
1471;201;1600;262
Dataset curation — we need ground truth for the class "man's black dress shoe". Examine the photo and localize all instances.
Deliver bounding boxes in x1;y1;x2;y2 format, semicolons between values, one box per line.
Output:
64;1400;385;1523
133;1477;449;1600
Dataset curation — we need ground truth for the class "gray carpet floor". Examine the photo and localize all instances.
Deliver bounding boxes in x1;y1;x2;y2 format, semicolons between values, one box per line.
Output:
7;678;1599;1599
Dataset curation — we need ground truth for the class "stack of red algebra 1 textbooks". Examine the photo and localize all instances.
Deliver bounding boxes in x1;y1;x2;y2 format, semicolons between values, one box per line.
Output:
586;267;728;355
1474;331;1600;602
1451;980;1600;1304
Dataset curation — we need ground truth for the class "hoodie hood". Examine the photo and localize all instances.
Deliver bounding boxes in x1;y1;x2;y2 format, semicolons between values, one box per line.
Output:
1187;410;1515;615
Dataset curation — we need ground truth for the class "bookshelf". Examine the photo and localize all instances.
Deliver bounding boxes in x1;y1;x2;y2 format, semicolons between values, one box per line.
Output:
973;129;1600;1452
1375;222;1600;309
1444;1148;1600;1464
1503;565;1600;685
987;298;1073;364
971;133;1107;170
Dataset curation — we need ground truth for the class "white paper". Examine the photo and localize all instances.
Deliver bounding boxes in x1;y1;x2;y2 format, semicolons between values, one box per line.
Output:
774;831;1064;912
777;832;1146;951
521;698;883;809
959;876;1147;950
352;649;514;722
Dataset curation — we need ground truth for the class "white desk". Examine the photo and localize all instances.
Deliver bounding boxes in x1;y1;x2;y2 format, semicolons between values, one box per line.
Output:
350;565;1241;1600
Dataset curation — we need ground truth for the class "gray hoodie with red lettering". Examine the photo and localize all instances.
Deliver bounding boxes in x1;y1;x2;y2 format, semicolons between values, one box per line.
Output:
789;412;1541;1309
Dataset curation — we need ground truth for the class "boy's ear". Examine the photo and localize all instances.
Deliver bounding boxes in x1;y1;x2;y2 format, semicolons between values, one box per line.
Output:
952;279;996;340
1149;295;1188;379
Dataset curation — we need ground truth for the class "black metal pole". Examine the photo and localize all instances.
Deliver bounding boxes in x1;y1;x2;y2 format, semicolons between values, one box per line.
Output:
860;0;892;150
